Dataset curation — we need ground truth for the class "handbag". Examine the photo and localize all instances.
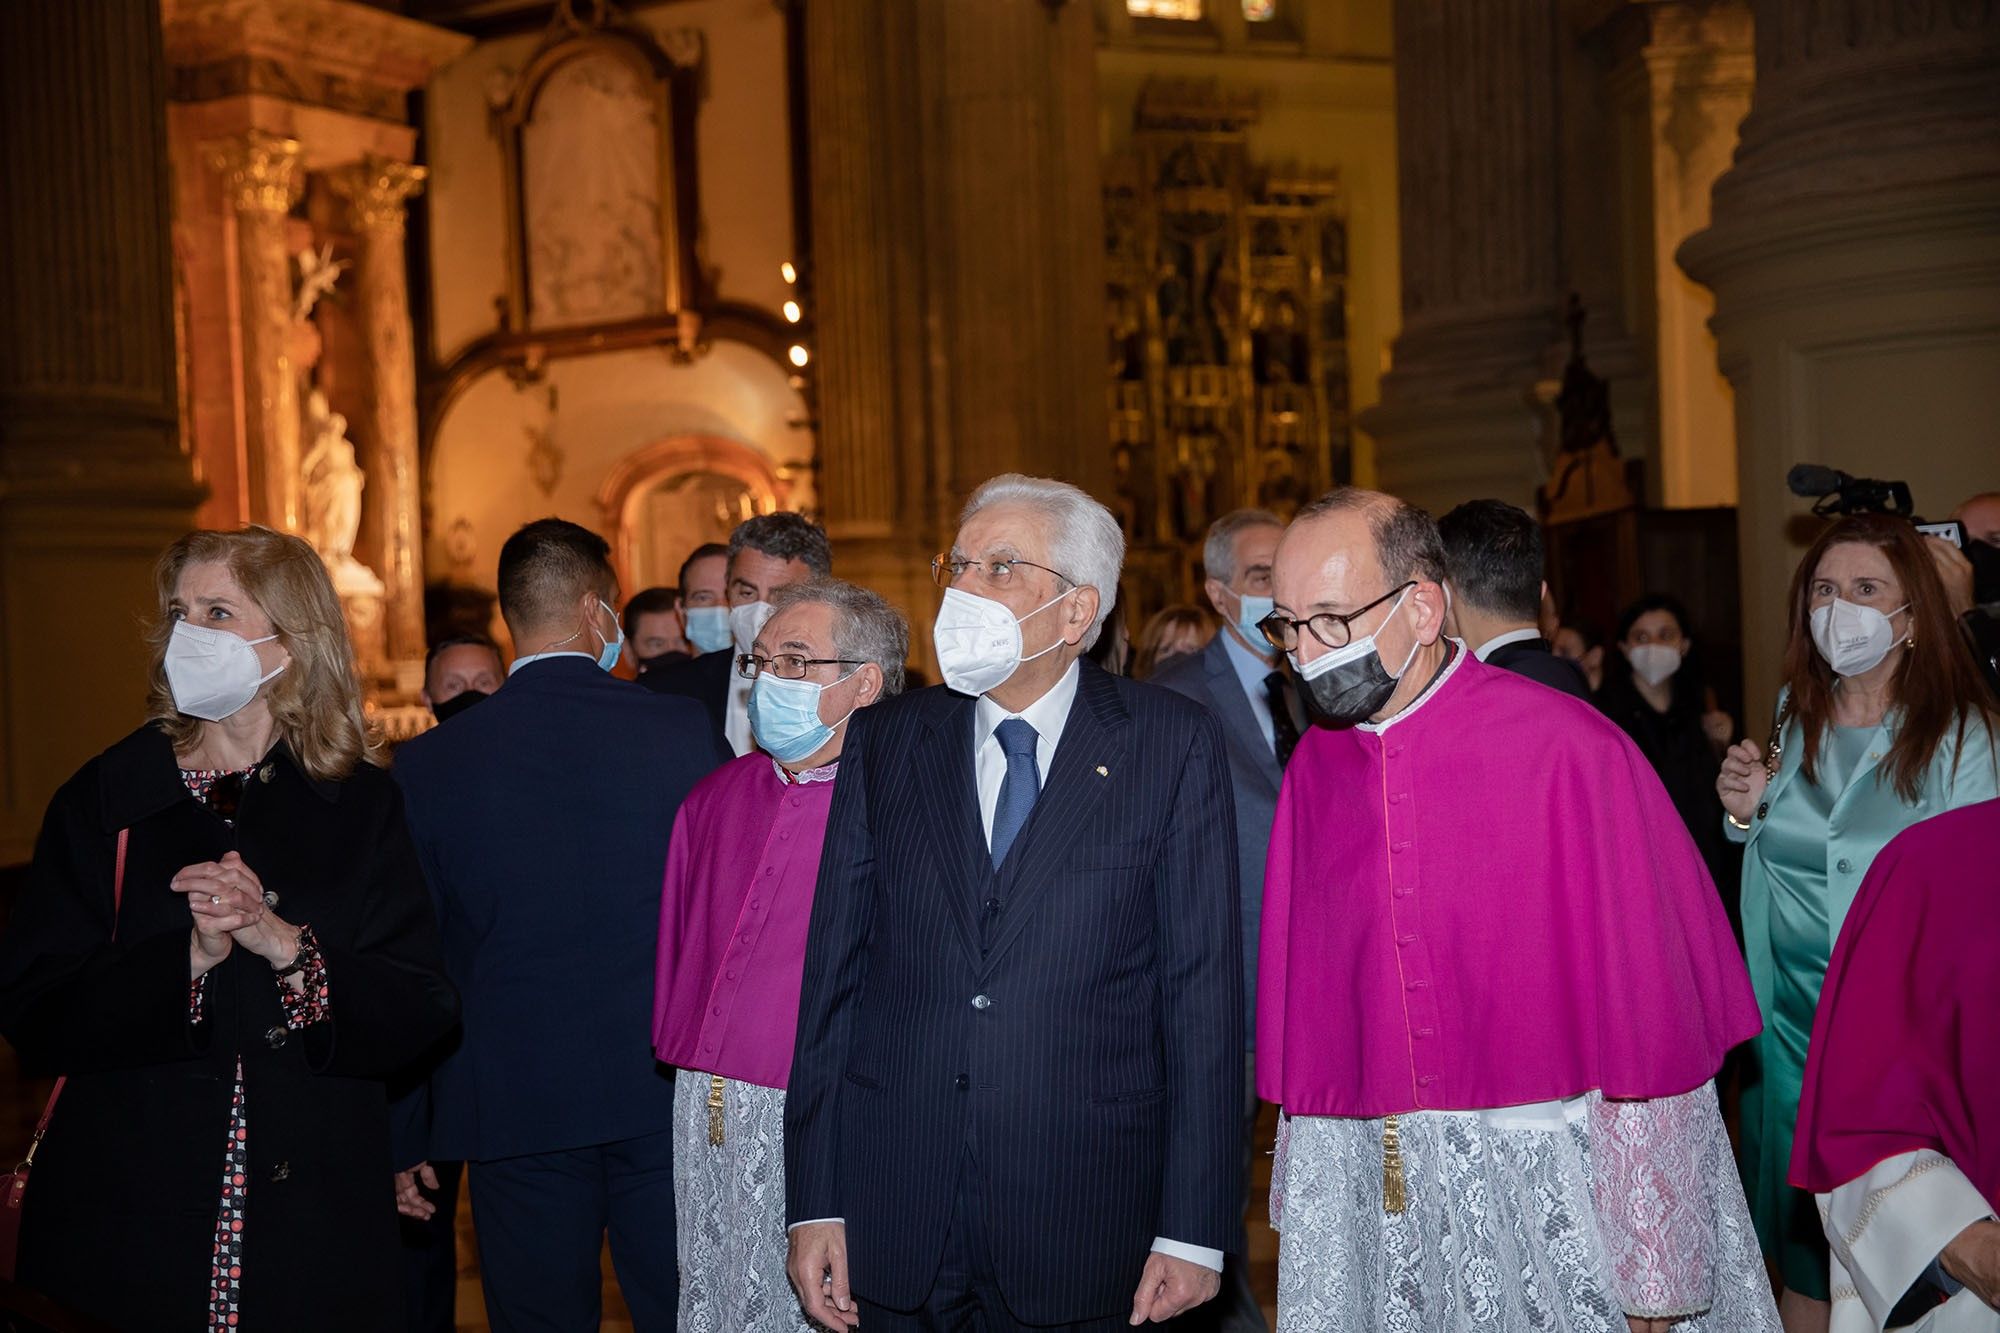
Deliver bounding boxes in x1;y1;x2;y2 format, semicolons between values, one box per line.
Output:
0;827;128;1281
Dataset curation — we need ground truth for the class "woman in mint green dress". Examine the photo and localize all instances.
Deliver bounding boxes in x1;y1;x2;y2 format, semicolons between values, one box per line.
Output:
1719;514;1998;1333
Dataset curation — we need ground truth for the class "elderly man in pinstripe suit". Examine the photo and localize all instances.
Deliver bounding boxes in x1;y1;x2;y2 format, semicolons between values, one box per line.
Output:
785;475;1244;1332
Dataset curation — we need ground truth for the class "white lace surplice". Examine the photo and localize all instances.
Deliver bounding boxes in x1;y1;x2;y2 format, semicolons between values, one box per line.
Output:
1271;1082;1780;1332
672;1072;815;1333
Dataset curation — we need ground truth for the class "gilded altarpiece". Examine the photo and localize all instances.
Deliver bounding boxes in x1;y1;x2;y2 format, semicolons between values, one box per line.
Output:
1106;83;1350;613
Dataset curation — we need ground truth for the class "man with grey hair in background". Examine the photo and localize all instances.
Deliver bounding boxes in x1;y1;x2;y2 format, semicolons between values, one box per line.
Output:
645;511;834;755
654;577;908;1333
785;474;1244;1332
1151;507;1302;1333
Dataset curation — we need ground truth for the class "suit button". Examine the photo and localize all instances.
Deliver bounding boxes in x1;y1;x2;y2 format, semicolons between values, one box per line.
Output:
971;994;991;1011
269;1161;290;1182
265;1026;287;1049
1756;801;1769;820
1836;858;1852;874
954;1073;969;1090
262;890;279;909
258;764;275;784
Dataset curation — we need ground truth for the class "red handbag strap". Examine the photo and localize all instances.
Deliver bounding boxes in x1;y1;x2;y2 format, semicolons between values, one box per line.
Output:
29;828;129;1144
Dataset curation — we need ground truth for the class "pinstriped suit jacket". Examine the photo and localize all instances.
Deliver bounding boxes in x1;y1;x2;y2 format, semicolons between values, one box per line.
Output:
784;660;1244;1323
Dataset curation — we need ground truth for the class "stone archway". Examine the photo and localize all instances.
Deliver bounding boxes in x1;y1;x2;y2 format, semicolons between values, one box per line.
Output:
595;434;792;593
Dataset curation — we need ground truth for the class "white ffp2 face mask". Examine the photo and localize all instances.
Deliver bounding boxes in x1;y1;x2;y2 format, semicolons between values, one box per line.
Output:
1810;598;1908;678
165;620;285;721
931;585;1074;697
730;601;775;659
1625;642;1682;688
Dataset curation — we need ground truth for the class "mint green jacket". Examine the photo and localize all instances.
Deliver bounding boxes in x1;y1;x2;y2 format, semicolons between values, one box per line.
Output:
1729;699;1998;1000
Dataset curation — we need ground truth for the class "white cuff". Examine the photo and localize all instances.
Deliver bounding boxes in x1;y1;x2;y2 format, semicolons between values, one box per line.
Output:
1150;1237;1225;1272
789;1217;843;1232
1821;1151;1994;1333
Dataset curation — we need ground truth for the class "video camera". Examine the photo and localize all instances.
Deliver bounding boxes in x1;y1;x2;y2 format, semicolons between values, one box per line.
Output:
1787;463;1999;693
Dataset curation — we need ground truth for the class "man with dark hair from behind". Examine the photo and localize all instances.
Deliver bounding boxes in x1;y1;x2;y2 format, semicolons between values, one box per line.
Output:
1436;498;1592;701
623;587;689;674
643;512;834;755
390;517;733;1330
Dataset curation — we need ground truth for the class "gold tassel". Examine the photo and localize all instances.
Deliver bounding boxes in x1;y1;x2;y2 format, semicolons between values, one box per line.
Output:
1382;1114;1406;1214
708;1074;726;1146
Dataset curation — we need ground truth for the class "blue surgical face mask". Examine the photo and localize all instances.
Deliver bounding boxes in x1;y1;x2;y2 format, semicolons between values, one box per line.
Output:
749;668;858;763
1231;590;1275;644
593;600;625;674
683;605;732;655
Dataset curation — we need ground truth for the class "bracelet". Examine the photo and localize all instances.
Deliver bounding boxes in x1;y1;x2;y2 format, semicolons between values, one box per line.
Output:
271;930;307;975
1725;812;1752;831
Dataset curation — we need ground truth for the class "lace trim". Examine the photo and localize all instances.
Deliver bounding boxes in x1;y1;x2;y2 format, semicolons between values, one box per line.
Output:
1841;1153;1947;1249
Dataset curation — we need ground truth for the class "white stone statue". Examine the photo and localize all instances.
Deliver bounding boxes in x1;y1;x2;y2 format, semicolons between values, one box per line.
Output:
301;389;365;569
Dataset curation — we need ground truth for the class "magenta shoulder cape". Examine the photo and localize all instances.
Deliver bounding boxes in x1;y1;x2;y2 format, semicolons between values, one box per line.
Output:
1791;797;2000;1205
1256;651;1761;1116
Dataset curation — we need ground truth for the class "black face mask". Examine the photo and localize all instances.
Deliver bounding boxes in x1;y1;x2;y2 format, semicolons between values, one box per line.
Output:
636;651;683;675
1297;649;1400;726
431;689;490;725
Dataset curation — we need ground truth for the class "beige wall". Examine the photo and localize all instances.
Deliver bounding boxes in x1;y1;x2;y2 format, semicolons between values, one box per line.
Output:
1096;0;1400;484
422;0;804;618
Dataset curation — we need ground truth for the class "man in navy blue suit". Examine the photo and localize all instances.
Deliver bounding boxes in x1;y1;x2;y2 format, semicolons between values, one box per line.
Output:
392;518;730;1331
785;475;1243;1332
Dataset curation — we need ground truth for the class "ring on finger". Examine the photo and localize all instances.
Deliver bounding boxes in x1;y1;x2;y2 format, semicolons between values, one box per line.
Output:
210;894;221;904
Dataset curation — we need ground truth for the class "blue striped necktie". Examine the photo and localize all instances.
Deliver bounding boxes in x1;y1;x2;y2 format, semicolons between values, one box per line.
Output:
989;718;1041;868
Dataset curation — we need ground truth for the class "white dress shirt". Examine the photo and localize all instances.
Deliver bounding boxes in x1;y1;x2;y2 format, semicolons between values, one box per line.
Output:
507;650;593;675
724;675;755;757
798;659;1224;1274
1473;626;1541;662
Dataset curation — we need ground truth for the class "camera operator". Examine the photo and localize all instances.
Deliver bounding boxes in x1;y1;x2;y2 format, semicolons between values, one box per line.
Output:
1718;513;1999;1332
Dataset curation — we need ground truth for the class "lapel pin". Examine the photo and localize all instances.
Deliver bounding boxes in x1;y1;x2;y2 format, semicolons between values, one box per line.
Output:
1095;765;1109;777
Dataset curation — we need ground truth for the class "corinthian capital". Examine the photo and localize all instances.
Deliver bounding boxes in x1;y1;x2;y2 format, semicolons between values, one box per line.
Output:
206;130;305;215
325;156;429;234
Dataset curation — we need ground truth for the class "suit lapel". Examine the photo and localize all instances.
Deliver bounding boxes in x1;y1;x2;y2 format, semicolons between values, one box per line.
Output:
912;690;985;963
1202;636;1280;797
981;663;1133;969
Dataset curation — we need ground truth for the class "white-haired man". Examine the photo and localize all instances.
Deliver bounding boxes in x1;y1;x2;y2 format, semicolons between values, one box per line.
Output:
785;475;1244;1332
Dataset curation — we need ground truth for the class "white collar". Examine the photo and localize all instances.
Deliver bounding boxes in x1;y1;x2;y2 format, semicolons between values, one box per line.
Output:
974;659;1082;752
1473;626;1542;662
1357;641;1464;734
508;650;595;675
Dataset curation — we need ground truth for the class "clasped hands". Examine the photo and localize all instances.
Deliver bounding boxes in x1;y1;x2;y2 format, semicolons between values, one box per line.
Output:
786;1222;1219;1330
171;851;299;979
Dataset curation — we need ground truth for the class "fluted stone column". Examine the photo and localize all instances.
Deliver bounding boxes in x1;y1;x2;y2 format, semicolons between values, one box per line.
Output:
1358;0;1562;514
0;0;203;860
807;0;1108;665
208;130;307;534
327;155;428;668
1680;2;2000;715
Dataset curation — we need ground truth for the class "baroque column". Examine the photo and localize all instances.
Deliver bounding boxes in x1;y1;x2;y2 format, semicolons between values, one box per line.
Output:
0;0;203;860
207;130;306;534
327;155;429;667
806;0;1108;664
1358;0;1563;514
1680;2;2000;714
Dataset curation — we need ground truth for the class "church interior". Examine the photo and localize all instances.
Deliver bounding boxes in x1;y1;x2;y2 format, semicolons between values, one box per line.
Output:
0;0;1996;1325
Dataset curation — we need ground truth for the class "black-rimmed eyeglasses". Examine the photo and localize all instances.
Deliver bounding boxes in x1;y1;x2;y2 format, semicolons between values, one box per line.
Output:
1258;581;1416;653
736;653;862;681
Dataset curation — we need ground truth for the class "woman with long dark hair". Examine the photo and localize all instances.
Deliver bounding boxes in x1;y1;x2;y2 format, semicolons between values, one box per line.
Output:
1596;594;1740;925
1718;514;1998;1332
0;528;459;1329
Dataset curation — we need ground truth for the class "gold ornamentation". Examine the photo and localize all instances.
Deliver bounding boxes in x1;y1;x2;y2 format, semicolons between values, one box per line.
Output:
708;1074;726;1146
205;130;304;215
325;156;428;234
1382;1114;1406;1213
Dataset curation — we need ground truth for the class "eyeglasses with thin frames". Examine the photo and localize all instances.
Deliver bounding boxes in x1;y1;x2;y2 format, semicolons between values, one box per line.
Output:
930;554;1076;592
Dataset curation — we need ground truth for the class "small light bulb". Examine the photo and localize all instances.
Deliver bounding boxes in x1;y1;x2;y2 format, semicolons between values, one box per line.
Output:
783;300;802;323
788;344;810;368
780;261;797;284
